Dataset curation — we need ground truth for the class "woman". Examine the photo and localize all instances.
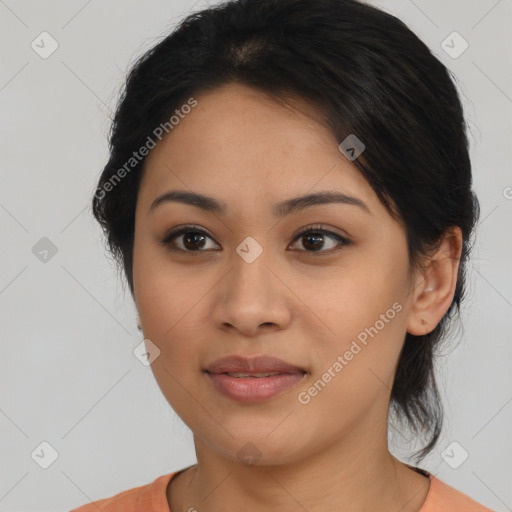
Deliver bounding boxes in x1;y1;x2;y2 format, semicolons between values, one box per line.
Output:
71;0;494;510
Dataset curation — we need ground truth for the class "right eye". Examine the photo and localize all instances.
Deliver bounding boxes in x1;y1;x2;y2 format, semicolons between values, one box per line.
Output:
161;225;220;255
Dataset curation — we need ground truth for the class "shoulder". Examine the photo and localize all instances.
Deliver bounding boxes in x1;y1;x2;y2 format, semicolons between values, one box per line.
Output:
422;474;496;512
69;472;177;512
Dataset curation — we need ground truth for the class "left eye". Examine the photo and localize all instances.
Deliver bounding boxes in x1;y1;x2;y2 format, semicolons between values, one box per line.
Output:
289;226;349;253
161;224;350;255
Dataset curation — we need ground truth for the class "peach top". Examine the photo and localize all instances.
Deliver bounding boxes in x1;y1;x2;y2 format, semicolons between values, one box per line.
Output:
69;465;496;511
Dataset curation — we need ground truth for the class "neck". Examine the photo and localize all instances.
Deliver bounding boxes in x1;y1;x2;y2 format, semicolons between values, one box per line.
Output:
168;429;431;512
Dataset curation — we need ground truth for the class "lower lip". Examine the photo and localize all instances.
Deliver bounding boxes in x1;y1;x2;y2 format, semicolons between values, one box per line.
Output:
206;372;306;403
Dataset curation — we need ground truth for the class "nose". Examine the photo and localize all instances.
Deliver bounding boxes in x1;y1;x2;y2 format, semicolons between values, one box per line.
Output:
211;245;292;337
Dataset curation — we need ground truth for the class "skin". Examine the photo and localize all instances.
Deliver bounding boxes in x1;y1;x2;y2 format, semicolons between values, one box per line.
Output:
132;83;463;512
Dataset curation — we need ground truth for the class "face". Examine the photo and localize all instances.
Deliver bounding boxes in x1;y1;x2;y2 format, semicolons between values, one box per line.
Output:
132;83;420;466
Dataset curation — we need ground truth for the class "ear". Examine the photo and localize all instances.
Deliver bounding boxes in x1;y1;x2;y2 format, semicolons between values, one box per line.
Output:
406;226;463;336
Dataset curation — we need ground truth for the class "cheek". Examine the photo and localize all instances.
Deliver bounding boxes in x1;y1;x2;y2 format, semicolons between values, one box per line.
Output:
134;239;188;325
307;257;409;380
133;256;207;416
297;289;406;434
133;252;215;378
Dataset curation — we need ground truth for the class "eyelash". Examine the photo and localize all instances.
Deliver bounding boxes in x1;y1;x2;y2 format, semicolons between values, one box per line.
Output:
161;223;351;256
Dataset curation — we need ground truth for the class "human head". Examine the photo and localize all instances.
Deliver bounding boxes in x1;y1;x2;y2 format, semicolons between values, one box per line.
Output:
92;0;479;462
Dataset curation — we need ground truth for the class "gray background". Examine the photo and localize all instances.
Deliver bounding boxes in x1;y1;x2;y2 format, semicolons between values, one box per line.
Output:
0;0;510;511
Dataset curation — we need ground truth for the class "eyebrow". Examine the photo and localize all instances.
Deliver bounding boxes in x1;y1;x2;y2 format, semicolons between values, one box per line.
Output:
149;189;371;217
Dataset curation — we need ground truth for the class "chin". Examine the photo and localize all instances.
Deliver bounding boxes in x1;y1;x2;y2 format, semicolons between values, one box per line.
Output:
192;420;313;468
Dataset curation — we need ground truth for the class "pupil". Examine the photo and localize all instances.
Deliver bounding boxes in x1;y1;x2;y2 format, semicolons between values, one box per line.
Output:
303;232;324;251
184;232;206;250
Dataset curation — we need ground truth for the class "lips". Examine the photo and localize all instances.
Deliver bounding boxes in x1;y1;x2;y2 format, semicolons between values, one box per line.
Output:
204;354;306;375
204;355;307;403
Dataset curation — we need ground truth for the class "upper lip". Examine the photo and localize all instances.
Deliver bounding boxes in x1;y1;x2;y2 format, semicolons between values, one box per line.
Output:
205;355;306;374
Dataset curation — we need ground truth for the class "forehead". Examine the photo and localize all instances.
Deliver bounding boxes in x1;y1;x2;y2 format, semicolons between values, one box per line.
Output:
138;83;380;216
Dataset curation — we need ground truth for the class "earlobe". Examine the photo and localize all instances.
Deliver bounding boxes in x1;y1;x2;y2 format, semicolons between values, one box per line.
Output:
406;227;463;336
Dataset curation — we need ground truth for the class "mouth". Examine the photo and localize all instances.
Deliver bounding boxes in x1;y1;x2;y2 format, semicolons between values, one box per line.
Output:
204;355;308;403
204;354;306;374
220;372;295;378
205;372;307;403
